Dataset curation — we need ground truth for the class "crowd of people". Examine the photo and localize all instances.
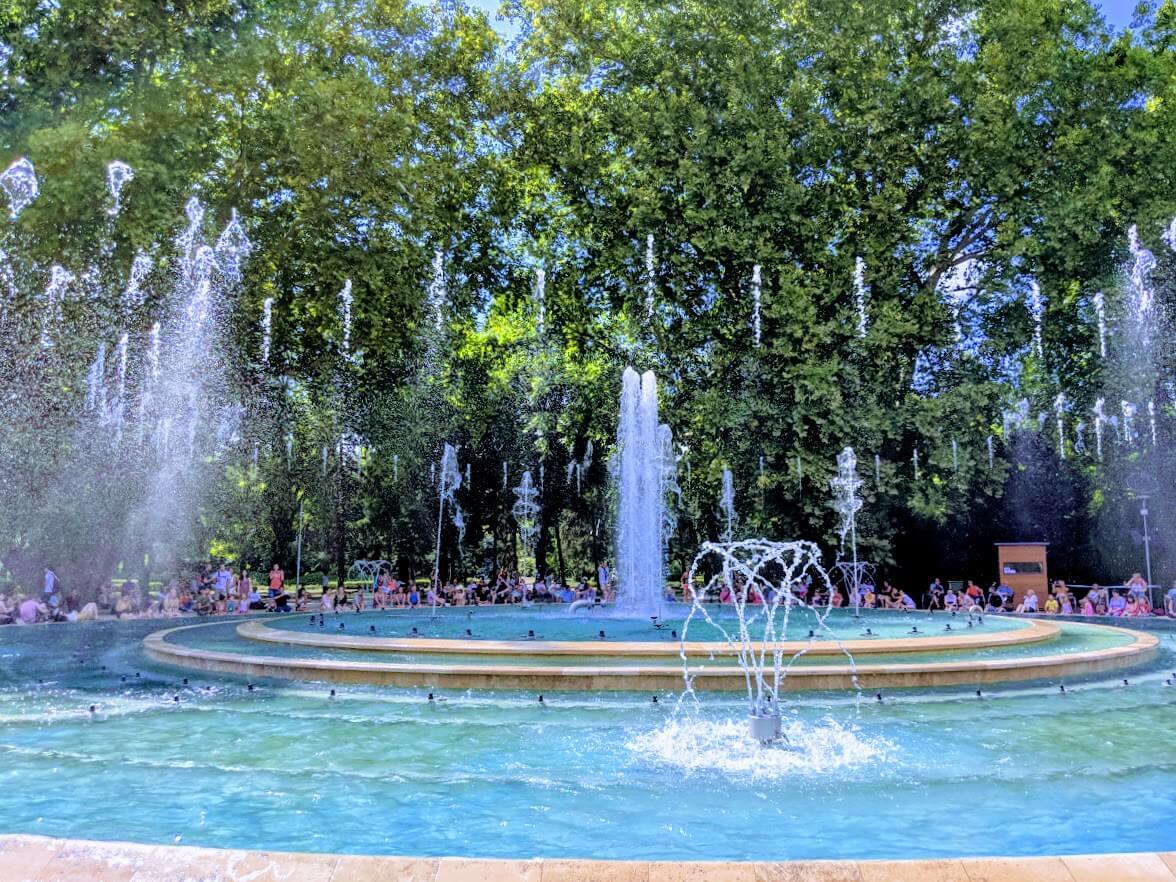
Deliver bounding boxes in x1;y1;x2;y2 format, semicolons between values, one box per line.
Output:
3;560;1176;625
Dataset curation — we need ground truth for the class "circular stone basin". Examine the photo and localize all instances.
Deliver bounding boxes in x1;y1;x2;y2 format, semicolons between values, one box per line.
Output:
143;609;1157;692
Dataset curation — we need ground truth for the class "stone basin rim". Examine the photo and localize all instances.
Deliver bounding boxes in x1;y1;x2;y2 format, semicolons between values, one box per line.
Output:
3;834;1176;882
236;614;1059;657
143;620;1158;691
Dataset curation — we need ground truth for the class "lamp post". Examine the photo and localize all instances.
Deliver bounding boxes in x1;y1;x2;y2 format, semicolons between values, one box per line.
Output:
1138;493;1153;591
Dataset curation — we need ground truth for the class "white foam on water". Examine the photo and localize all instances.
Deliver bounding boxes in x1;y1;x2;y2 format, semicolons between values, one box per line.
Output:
627;715;891;780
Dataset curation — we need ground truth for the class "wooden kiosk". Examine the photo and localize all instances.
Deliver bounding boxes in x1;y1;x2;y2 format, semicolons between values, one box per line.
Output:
994;542;1049;606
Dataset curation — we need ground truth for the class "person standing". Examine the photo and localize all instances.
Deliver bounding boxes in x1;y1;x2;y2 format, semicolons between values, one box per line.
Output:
597;561;610;592
268;564;284;598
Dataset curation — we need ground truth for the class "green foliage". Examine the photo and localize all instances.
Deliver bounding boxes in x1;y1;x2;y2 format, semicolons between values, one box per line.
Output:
0;0;1174;592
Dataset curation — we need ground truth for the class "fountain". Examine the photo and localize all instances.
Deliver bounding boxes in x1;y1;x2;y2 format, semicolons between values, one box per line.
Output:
1093;290;1107;359
853;256;868;338
0;156;38;219
830;447;869;616
679;539;847;742
106;161;134;216
512;470;540;576
431;443;463;610
260;297;273;363
720;468;736;541
1027;280;1044;358
644;234;655;318
614;367;676;617
338;279;353;355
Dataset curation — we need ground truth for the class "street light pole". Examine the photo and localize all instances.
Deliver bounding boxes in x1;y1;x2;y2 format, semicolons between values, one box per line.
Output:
1139;494;1153;591
295;497;304;589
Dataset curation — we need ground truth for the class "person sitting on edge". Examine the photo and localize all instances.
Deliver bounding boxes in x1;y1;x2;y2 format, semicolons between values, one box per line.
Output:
898;590;916;611
927;578;944;609
1016;589;1039;614
1107;589;1127;616
1134;591;1151;616
1166;581;1176;618
407;586;420;608
944;587;957;610
1126;572;1148;596
1044;592;1060;614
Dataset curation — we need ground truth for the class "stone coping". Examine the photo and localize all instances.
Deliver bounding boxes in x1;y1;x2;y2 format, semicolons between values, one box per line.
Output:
237;616;1059;658
3;835;1176;881
143;621;1157;691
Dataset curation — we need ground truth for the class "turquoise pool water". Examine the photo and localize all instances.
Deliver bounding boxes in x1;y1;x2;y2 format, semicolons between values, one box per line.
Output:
266;605;1028;642
1;617;1174;861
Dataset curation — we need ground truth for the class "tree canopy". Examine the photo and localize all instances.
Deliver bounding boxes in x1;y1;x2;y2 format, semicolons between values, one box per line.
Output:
1;0;1174;593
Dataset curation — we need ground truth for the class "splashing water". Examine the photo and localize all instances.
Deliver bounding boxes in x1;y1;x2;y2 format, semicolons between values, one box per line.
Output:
502;461;508;490
260;297;274;364
338;279;353;355
751;263;762;347
1074;421;1086;455
912;448;920;480
85;344;107;417
121;252;152;310
106;161;134;216
1149;400;1157;447
0;157;38;219
1094;399;1106;460
830;447;868;614
644;234;655;318
512;470;540;560
1126;225;1157;347
853;256;868;338
1055;393;1066;459
1027;280;1044;359
874;453;881;487
1093;291;1107;360
41;265;74;347
615;367;676;617
1121;400;1136;446
627;715;891;780
427;249;446;332
720;468;737;542
679;539;852;721
534;267;545;335
214;209;251;284
1163;216;1176;252
432;443;463;608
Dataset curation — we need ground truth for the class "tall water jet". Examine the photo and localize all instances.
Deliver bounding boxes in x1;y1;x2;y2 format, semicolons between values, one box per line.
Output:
1126;225;1157;349
720;468;736;541
1055;393;1066;459
987;435;994;470
432;443;463;611
1027;280;1044;359
260;297;273;364
338;279;353;356
122;252;152;310
1121;400;1137;446
1149;400;1157;448
1093;291;1107;360
1094;398;1106;460
615;367;676;616
644;234;655;318
0;157;38;219
751;264;762;347
41;265;73;347
912;447;920;480
534;267;545;335
105;161;134;217
512;471;540;571
830;447;865;615
853;256;868;338
427;249;446;332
